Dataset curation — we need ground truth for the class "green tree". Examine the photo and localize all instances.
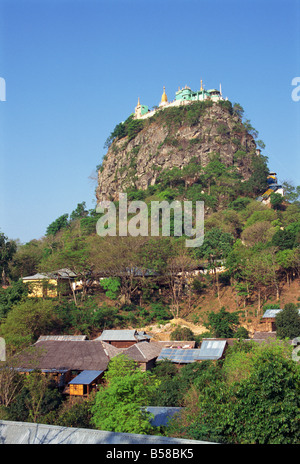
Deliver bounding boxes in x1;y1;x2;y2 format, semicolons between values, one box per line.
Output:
0;299;59;351
244;154;269;195
70;202;88;221
244;208;277;227
21;372;62;423
228;196;252;212
201;158;226;195
271;222;300;250
167;341;299;444
229;345;300;443
270;192;284;210
46;214;69;237
241;220;276;247
0;280;28;319
204;307;240;338
194;227;234;300
232;102;244;119
91;355;160;434
0;232;17;285
41;234;92;304
276;303;300;340
150;360;216;408
90;235;147;305
166;247;197;317
244;249;280;313
170;326;195;341
282;181;300;204
9;239;44;280
55;397;94;428
99;277;121;299
276;249;298;285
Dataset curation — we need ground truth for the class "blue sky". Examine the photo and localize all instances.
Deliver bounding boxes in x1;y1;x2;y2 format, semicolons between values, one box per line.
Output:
0;0;299;243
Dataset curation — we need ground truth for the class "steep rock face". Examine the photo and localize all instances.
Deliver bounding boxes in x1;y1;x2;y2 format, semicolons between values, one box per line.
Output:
96;102;257;202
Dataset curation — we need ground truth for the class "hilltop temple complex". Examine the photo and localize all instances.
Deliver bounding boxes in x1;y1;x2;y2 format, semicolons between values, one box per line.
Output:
134;81;225;119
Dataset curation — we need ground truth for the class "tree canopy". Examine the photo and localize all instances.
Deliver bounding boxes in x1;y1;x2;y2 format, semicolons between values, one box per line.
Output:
91;355;160;434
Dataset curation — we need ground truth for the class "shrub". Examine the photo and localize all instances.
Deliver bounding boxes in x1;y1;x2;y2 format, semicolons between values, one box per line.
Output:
170;326;195;341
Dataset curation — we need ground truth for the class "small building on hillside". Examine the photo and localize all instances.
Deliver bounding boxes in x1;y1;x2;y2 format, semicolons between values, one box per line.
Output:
120;341;163;371
156;339;227;365
22;273;58;298
22;268;78;298
261;308;300;332
14;337;110;396
151;340;196;349
251;331;277;342
68;370;104;397
256;172;284;205
96;329;151;348
261;309;284;331
12;333;159;396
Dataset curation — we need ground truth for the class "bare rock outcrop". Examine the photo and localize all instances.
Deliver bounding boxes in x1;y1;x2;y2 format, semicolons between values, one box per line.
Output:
96;101;257;202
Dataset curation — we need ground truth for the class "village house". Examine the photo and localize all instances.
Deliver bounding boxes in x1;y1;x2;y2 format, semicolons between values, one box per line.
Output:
13;331;162;396
22;268;78;298
156;339;227;366
13;328;293;397
261;308;285;332
15;335;110;397
95;329;151;348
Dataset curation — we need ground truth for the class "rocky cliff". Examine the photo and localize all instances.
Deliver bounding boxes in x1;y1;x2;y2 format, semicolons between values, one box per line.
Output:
96;100;258;202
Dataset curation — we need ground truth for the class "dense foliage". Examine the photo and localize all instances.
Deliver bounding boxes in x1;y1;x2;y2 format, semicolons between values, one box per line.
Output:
0;100;300;442
2;341;298;444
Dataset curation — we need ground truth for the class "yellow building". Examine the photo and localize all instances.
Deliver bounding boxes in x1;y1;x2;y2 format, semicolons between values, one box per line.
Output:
22;268;77;298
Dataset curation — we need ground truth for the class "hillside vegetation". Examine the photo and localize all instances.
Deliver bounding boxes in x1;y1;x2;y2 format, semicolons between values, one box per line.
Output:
0;100;299;349
0;99;300;443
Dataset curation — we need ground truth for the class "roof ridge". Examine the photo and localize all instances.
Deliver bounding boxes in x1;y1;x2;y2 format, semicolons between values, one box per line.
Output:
135;343;147;359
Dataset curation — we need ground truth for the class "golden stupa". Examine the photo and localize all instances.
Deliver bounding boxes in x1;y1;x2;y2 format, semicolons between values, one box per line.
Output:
160;86;168;104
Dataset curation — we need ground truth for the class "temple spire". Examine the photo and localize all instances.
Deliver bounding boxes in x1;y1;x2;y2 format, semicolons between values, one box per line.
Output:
160;86;168;104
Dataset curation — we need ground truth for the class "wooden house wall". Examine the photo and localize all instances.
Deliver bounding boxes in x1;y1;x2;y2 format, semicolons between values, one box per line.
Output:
107;340;137;348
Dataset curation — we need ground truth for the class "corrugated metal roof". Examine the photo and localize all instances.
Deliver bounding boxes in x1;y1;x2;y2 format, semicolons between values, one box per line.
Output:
53;268;77;278
69;370;103;385
97;330;138;341
157;348;203;363
143;407;182;427
262;309;283;318
263;309;300;318
22;268;77;281
136;331;152;340
22;273;51;280
0;420;216;444
153;341;196;349
198;339;227;359
157;340;227;363
38;335;87;341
